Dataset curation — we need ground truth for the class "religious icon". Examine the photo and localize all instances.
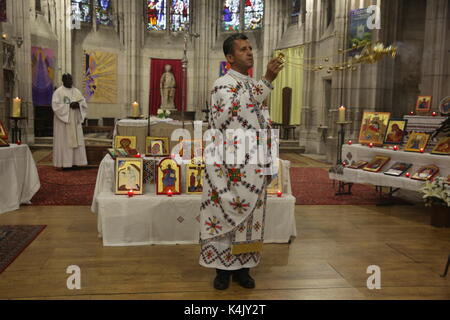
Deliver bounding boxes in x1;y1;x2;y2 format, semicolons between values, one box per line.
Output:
348;160;369;169
358;112;391;146
439;96;450;116
411;165;440;181
145;137;169;156
383;119;407;145
431;137;450;155
157;158;181;195
404;132;430;152
363;156;390;172
0;137;9;147
415;96;432;112
266;159;282;194
186;164;205;194
107;148;128;159
0;120;7;140
114;136;137;152
115;157;143;195
383;162;412;177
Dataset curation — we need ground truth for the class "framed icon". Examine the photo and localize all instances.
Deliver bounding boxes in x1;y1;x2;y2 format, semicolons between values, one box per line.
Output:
114;136;137;150
266;160;282;194
439;96;450;116
431;136;450;155
146;137;169;156
383;162;412;177
115;157;144;195
363;156;390;173
108;148;128;159
0;120;7;140
348;160;369;169
157;158;181;195
186;164;205;194
383;119;407;145
404;132;430;152
358;112;391;146
0;137;9;147
416;96;432;112
411;165;440;181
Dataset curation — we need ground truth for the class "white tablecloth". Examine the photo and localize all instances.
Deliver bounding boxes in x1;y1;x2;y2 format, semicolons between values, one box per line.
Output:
91;155;297;246
330;144;450;192
0;144;41;214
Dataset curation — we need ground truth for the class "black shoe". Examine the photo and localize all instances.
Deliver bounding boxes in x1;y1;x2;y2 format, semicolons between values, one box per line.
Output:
214;269;232;290
232;268;255;289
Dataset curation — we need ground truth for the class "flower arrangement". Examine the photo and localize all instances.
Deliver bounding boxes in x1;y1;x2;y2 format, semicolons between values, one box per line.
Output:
157;109;171;119
420;177;450;207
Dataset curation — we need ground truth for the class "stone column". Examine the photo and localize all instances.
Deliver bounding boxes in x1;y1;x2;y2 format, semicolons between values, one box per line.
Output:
420;0;450;109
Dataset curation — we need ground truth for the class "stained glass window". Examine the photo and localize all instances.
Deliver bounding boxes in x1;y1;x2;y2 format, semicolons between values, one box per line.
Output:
170;0;189;32
72;0;92;23
147;0;166;31
244;0;263;30
96;0;113;26
222;0;241;31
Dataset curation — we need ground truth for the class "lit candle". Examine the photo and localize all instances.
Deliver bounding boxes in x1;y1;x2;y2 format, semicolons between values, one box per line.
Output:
134;153;141;158
342;161;347;167
277;190;282;198
405;172;410;178
348;140;353;145
369;143;374;148
167;189;173;197
131;101;139;118
12;97;21;118
338;106;346;123
420;148;424;153
432;112;437;117
393;145;399;151
16;140;21;145
409;111;415;115
128;189;134;197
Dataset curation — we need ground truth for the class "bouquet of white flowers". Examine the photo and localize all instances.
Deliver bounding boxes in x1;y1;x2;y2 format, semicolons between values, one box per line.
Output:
420;177;450;207
157;109;171;119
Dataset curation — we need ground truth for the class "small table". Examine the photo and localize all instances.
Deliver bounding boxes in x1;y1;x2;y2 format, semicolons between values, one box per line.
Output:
10;117;26;143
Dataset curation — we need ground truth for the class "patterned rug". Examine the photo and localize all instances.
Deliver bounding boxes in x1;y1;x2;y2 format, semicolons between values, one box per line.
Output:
290;167;406;205
30;166;98;206
0;225;46;273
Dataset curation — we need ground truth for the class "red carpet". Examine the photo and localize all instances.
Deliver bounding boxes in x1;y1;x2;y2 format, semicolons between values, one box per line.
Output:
30;166;98;206
290;167;404;205
0;225;46;273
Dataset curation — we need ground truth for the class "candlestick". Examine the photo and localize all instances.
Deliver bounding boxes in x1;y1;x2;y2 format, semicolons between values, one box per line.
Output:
12;97;21;118
338;106;346;123
131;101;140;118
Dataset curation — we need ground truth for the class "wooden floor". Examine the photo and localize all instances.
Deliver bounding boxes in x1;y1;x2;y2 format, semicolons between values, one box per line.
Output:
0;153;449;300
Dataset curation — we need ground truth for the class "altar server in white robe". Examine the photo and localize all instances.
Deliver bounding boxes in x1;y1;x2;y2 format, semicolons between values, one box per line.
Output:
199;33;282;290
52;73;88;169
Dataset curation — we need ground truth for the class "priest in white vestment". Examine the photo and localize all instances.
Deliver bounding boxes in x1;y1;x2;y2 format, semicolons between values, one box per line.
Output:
199;34;282;290
52;73;88;169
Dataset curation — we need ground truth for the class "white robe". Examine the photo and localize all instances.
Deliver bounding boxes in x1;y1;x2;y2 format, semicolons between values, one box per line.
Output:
199;69;274;270
52;86;88;168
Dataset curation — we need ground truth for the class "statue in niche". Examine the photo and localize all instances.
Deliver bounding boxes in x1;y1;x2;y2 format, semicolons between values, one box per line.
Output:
160;64;176;110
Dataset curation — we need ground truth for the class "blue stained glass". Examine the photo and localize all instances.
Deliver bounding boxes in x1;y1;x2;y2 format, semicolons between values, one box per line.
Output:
244;0;263;30
147;0;166;31
72;0;91;23
96;0;113;26
222;0;240;31
170;0;189;32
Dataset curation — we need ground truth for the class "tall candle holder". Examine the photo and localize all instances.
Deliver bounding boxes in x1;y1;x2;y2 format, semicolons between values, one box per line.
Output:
335;121;353;196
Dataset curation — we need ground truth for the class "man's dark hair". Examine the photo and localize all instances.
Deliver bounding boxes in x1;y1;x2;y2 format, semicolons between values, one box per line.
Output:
223;33;248;56
62;73;72;81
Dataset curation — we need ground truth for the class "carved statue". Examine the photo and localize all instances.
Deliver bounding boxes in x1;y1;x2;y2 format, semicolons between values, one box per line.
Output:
160;64;176;110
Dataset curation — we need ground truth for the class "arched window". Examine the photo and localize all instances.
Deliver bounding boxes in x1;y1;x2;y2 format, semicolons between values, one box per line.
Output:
222;0;264;32
96;0;113;26
72;0;92;23
146;0;190;32
290;0;301;25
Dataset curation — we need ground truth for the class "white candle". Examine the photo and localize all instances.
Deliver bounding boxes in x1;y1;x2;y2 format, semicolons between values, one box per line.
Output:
131;101;139;117
12;97;22;118
338;106;346;123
